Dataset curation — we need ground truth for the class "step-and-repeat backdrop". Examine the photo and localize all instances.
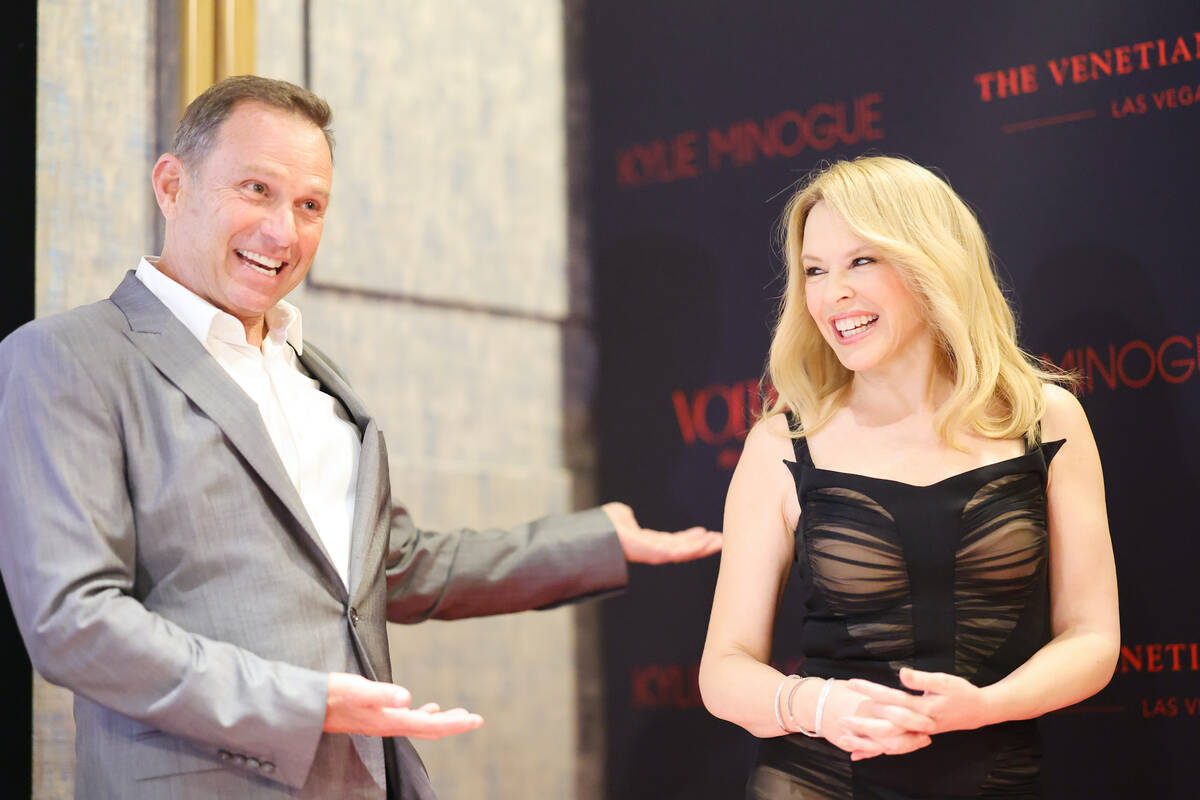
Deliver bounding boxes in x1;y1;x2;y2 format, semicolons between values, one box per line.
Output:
587;2;1200;797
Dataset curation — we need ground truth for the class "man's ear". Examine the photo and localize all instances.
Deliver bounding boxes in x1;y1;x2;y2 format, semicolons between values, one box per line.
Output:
151;153;186;219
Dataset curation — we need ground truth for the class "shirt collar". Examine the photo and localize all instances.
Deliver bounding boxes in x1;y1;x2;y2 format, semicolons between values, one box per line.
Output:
135;256;304;355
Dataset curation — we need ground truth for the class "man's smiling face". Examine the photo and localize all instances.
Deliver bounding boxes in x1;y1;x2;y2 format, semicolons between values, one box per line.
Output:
157;100;333;341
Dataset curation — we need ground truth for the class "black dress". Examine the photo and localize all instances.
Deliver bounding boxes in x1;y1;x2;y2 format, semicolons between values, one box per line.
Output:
748;425;1064;799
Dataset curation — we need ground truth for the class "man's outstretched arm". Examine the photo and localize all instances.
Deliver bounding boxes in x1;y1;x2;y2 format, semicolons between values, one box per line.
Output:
383;497;720;624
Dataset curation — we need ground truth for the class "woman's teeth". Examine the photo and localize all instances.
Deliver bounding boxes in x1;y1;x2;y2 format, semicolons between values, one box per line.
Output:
834;314;879;338
237;249;283;275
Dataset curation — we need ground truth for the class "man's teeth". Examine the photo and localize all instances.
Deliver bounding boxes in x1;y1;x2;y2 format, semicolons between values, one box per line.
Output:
236;249;283;274
834;314;879;336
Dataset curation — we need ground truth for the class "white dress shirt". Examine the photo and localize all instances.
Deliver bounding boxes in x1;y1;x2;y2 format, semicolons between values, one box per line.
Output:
136;257;360;585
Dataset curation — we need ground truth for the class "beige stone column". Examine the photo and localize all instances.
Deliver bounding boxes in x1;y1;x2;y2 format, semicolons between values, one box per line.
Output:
284;2;595;796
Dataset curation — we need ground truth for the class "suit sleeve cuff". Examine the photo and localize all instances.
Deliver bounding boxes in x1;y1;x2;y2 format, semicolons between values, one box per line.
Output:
242;665;329;790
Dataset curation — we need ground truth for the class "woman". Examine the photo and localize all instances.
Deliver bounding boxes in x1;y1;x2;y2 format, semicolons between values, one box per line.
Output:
698;156;1119;798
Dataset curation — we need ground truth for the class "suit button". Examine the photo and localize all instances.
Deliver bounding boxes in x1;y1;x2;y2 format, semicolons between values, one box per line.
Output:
349;607;360;626
231;754;246;766
262;761;276;774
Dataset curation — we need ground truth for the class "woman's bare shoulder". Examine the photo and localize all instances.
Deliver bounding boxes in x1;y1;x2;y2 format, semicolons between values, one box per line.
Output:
747;411;796;446
736;414;799;473
1040;383;1090;442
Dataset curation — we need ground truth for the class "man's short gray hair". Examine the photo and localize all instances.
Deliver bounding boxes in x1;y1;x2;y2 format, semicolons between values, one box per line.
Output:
172;74;334;168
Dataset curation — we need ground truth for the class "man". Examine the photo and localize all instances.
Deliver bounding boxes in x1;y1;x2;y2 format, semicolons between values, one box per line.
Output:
0;76;720;799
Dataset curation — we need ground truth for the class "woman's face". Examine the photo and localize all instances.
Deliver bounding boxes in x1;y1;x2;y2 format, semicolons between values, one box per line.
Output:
801;201;931;375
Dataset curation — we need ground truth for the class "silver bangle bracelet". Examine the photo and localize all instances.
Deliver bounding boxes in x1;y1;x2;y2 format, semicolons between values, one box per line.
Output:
785;675;817;735
774;674;825;737
772;674;801;734
812;678;835;738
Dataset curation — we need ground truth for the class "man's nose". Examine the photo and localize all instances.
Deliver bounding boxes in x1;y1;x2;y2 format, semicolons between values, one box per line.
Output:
261;202;298;248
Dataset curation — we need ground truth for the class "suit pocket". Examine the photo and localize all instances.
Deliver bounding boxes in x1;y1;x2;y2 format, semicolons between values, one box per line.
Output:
131;729;225;781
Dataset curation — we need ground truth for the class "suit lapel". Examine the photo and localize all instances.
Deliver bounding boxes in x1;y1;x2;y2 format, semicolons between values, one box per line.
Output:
345;423;386;597
297;344;389;598
110;273;346;599
296;342;373;433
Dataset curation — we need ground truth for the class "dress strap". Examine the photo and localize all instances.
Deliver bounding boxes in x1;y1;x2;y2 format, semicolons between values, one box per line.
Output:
1026;417;1067;472
1026;420;1043;451
1041;438;1066;465
782;409;813;466
1026;419;1068;466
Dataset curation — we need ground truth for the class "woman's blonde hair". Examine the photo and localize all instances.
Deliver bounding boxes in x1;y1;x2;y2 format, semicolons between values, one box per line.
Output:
764;155;1064;445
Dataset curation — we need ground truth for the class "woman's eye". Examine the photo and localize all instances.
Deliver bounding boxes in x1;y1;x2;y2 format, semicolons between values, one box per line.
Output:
851;256;874;267
803;266;824;277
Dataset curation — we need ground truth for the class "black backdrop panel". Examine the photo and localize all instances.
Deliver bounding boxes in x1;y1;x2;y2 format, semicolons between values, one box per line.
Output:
587;3;1200;797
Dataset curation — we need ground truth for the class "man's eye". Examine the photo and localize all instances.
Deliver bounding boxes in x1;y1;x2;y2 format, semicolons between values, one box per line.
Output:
249;183;266;194
303;200;318;211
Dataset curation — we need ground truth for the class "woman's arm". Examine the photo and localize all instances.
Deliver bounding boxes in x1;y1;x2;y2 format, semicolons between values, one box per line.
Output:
848;384;1120;733
974;383;1121;719
699;416;934;754
698;415;803;737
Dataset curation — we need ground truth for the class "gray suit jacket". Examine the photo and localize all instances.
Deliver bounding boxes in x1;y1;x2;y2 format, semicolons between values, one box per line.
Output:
0;273;628;799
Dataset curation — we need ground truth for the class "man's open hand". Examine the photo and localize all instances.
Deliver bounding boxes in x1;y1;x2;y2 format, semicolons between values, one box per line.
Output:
602;502;722;564
323;673;484;739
